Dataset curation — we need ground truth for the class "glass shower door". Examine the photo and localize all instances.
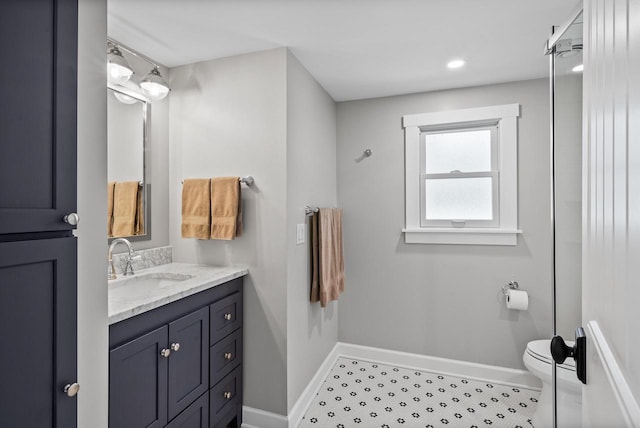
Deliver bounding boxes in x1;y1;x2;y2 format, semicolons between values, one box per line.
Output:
547;8;584;428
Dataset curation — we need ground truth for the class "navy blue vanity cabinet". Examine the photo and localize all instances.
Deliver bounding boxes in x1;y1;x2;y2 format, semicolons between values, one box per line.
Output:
109;278;243;428
0;0;78;427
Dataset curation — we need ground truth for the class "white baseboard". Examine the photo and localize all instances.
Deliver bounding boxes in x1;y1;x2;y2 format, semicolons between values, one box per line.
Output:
287;342;342;427
284;341;540;428
242;406;288;428
335;342;541;390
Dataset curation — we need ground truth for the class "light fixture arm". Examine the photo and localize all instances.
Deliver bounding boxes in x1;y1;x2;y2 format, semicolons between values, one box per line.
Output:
107;38;164;72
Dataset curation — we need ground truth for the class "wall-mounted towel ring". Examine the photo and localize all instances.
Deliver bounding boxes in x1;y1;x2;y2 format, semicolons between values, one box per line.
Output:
305;206;319;217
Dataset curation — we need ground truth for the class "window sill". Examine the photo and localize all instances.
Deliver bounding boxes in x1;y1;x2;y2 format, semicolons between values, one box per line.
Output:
402;228;522;246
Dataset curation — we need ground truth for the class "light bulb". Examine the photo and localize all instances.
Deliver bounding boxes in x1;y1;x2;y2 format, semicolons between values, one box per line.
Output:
113;91;138;104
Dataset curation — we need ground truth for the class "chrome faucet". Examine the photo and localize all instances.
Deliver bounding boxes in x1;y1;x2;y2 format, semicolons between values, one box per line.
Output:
108;238;139;280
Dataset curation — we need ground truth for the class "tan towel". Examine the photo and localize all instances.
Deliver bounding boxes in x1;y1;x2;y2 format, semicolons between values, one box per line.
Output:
310;208;345;308
112;181;140;237
107;181;115;237
211;177;241;240
181;179;211;239
135;183;144;235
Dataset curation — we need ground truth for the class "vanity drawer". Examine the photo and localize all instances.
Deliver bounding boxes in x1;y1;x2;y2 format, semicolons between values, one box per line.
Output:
166;391;208;428
210;292;242;343
210;329;242;386
209;366;242;426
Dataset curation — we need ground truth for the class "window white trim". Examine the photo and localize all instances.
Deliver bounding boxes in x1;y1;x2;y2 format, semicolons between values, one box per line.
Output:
403;104;521;245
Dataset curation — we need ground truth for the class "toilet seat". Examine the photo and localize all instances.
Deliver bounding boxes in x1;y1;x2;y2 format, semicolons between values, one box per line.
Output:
526;339;575;371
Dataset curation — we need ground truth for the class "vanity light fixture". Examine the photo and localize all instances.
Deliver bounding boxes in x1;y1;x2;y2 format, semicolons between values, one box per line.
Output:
140;67;170;101
107;38;171;101
447;59;465;69
107;43;134;84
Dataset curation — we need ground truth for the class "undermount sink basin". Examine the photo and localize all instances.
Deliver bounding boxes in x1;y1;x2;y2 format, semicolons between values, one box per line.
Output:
111;272;195;289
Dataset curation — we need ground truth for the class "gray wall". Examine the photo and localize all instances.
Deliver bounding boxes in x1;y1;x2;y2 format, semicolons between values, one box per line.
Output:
336;79;556;369
169;48;289;415
285;51;338;412
77;0;108;426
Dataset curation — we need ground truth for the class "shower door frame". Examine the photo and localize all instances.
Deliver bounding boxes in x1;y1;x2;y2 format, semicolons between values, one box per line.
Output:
545;4;584;428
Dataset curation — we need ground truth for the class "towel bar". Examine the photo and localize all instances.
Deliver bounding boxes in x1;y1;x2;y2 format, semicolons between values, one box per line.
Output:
181;176;254;186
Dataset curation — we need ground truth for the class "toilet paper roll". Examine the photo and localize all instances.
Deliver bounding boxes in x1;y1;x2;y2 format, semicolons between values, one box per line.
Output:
505;289;529;311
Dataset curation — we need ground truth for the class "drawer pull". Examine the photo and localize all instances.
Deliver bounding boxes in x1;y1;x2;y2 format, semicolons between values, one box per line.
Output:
160;348;171;358
170;342;181;352
224;313;232;321
223;391;232;400
224;352;233;360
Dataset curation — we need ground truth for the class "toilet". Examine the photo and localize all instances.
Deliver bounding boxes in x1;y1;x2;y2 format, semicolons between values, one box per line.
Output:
523;340;582;428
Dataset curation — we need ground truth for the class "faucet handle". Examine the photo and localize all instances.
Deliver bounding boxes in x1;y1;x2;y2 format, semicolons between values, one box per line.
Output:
127;252;142;261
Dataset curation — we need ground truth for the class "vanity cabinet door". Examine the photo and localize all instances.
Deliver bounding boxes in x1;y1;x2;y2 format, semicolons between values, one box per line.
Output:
168;307;210;421
110;326;169;428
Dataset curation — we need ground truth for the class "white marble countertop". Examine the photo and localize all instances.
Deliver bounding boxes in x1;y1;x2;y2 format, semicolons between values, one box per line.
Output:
108;263;248;325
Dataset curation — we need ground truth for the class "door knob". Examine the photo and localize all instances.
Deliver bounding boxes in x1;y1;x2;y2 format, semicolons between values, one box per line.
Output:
224;352;233;360
63;212;80;225
224;313;232;321
551;327;587;384
160;348;171;358
63;383;80;397
171;342;180;352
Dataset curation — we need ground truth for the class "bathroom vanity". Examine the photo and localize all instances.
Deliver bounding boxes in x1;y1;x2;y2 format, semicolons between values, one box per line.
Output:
108;263;247;428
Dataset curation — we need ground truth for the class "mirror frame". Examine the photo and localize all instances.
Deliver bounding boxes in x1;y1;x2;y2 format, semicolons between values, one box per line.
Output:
107;84;151;242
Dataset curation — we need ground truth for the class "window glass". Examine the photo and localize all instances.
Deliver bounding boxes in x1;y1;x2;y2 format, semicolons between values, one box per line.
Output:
425;129;492;174
425;177;493;220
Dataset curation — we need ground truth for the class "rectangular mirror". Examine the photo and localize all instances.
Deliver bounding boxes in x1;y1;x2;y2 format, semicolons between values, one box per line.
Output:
107;85;149;239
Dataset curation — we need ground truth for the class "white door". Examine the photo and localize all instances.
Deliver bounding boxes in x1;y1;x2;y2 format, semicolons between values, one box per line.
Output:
581;0;640;425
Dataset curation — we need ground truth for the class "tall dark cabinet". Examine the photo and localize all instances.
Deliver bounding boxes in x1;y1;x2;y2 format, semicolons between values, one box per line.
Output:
0;0;79;427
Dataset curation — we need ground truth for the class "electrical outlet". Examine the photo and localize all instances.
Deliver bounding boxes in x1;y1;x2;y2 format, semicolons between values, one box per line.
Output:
296;224;306;245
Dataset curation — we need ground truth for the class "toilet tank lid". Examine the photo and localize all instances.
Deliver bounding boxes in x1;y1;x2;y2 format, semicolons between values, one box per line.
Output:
527;339;576;368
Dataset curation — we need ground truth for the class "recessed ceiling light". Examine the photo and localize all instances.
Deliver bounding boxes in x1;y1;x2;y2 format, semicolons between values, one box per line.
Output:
572;64;584;73
447;59;465;69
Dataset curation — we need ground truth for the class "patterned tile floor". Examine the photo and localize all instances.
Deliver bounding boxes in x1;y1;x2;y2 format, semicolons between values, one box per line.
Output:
299;357;539;428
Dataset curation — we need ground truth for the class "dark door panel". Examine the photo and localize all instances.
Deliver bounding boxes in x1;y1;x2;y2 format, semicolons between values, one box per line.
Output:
0;0;77;234
110;326;168;428
0;237;77;428
169;306;210;420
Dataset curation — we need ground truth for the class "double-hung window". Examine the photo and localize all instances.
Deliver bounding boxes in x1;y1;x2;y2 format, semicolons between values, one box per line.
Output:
403;104;521;245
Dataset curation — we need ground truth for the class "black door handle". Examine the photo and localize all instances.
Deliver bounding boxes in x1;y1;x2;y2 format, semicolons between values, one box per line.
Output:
550;327;587;384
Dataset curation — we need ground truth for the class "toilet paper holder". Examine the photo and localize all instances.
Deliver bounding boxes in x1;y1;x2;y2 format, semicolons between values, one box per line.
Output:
501;281;519;295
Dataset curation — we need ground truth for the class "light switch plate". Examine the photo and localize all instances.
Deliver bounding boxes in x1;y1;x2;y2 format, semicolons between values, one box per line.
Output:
296;224;306;245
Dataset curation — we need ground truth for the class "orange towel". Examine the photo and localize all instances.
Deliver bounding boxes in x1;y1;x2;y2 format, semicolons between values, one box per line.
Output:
135;183;144;235
211;177;242;240
112;181;139;237
107;181;115;237
310;208;345;307
181;179;211;239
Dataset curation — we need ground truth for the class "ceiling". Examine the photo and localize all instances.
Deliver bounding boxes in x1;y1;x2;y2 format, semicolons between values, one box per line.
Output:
108;0;579;102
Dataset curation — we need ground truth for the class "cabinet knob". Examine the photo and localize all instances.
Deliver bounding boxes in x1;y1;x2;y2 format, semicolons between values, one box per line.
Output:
171;342;180;352
63;383;80;397
224;352;233;360
63;212;80;226
160;348;171;358
223;391;232;400
224;313;232;321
